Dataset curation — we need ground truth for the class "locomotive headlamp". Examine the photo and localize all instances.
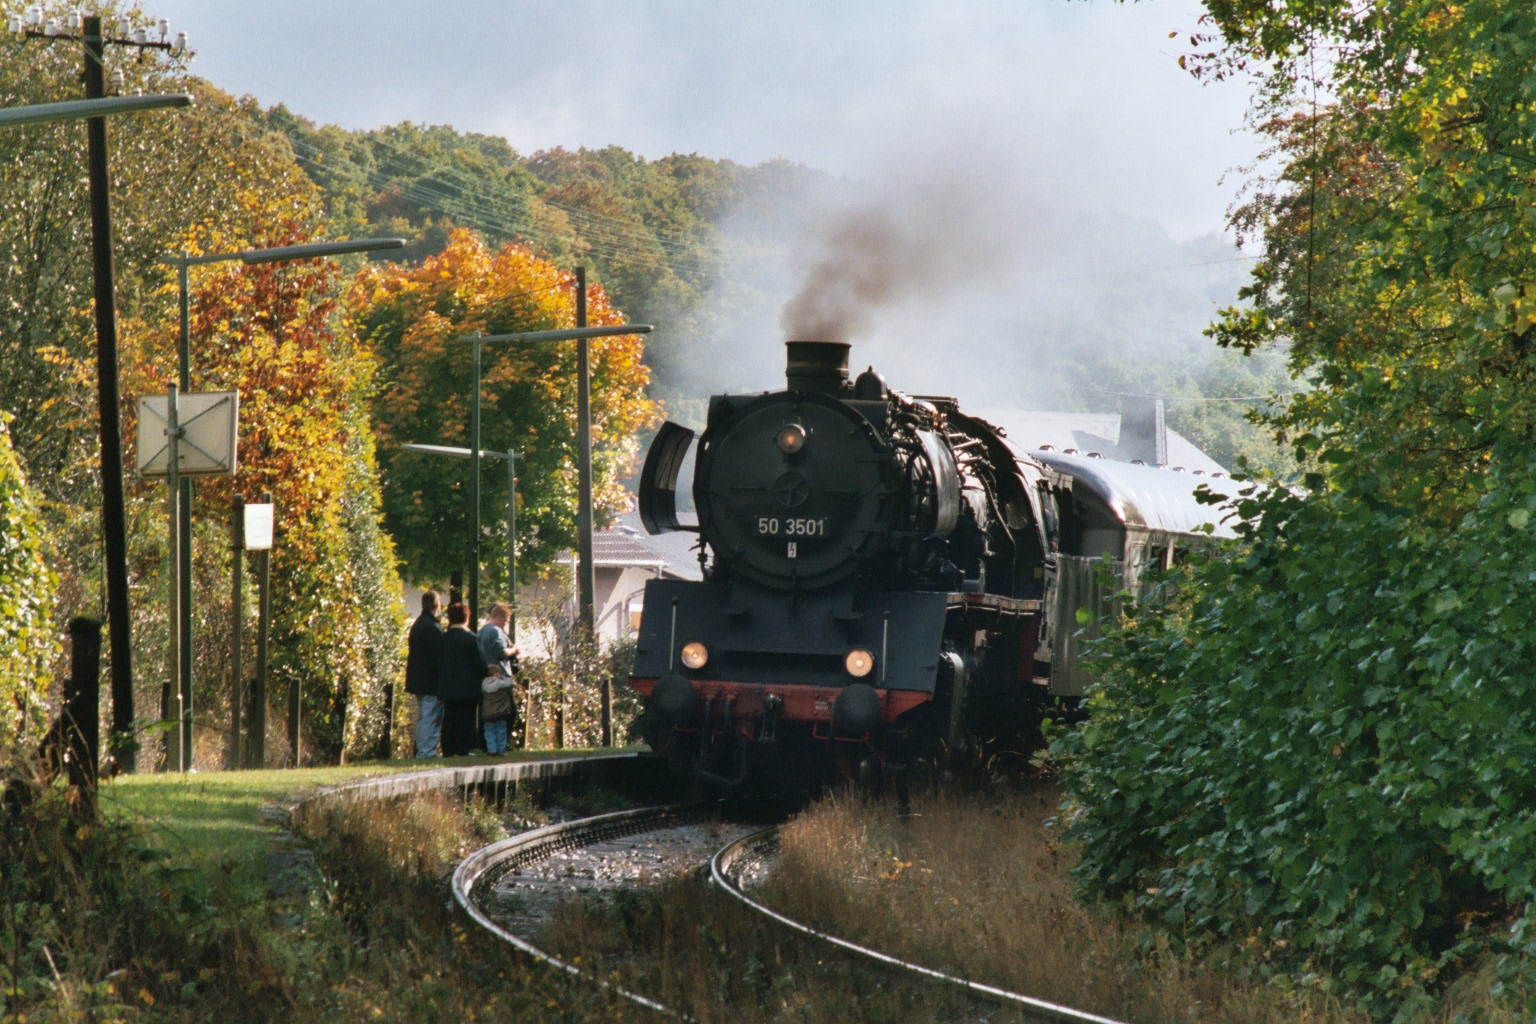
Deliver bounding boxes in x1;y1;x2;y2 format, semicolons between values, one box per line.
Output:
680;641;709;670
776;423;807;455
844;648;875;678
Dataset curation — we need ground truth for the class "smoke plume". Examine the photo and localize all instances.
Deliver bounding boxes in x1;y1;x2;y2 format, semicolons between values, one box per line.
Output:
779;168;1018;344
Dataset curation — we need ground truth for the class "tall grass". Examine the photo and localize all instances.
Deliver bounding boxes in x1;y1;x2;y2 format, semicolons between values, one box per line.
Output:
759;786;1516;1024
0;763;282;1022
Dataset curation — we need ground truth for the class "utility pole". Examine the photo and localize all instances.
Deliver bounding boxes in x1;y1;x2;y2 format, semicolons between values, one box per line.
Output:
575;268;596;638
83;16;136;772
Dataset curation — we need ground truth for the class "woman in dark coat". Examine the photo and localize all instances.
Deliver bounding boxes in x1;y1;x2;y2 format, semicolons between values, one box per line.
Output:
437;601;490;756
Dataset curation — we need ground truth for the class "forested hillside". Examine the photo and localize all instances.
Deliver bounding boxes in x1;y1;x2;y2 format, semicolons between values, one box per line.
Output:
261;108;1292;472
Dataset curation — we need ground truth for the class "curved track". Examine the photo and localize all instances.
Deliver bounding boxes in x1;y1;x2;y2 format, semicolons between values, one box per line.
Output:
710;825;1131;1024
455;804;1133;1024
453;803;705;1017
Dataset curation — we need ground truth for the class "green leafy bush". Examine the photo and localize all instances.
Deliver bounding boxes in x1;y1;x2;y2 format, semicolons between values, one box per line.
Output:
0;414;56;747
1053;457;1536;1015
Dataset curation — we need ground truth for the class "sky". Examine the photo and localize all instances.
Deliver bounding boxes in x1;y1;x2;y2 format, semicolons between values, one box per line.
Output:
150;0;1258;239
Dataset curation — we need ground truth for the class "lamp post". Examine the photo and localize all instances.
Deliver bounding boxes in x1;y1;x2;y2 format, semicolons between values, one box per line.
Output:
399;444;522;640
0;15;195;771
457;318;652;624
160;237;403;772
460;314;652;750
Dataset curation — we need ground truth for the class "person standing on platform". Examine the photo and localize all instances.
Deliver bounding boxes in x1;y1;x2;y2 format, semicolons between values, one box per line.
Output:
405;591;444;758
437;601;492;757
479;602;518;755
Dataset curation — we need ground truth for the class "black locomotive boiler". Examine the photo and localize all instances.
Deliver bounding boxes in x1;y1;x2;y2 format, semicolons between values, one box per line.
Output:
628;341;1237;789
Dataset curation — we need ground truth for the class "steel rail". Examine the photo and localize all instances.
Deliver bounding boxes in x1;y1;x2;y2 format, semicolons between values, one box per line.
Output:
709;826;1132;1024
453;803;703;1019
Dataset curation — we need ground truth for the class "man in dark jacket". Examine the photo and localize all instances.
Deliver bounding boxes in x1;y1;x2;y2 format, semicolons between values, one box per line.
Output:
405;591;444;757
437;601;491;757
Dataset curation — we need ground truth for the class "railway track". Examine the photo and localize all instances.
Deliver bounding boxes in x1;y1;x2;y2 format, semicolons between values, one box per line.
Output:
453;802;1132;1024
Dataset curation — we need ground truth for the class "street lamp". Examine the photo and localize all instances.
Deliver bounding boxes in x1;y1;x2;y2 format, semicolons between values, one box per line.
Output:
0;25;196;772
0;93;191;127
159;237;404;772
460;297;653;749
458;317;653;629
399;443;522;639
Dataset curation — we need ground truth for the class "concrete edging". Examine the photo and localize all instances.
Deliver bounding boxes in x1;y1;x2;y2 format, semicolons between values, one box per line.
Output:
283;752;652;833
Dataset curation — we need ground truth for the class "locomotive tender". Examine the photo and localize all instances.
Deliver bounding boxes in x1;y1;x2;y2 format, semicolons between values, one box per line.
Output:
629;341;1233;788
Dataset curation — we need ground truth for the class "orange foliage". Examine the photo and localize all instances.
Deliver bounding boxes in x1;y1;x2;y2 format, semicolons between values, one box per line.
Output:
355;229;658;587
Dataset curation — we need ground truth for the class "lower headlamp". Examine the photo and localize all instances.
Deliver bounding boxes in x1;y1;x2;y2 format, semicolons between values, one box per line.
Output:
844;648;875;678
680;641;709;670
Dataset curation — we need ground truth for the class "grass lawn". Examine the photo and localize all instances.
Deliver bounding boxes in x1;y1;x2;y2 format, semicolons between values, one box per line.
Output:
99;747;639;901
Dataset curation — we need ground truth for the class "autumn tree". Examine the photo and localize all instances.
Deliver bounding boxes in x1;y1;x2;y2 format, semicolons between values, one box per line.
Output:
356;229;657;593
0;1;405;765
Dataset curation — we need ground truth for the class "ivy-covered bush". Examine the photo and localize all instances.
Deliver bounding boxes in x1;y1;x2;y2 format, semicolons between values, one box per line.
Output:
0;414;56;746
1053;456;1536;1016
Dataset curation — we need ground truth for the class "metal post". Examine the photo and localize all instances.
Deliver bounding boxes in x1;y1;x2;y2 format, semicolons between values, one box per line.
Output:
166;384;188;770
507;452;518;643
575;269;596;637
469;333;482;628
228;495;244;770
176;254;193;777
83;15;135;773
65;618;101;816
251;491;271;769
575;269;608;745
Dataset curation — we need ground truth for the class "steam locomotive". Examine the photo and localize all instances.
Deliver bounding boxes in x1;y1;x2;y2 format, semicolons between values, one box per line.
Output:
629;341;1233;789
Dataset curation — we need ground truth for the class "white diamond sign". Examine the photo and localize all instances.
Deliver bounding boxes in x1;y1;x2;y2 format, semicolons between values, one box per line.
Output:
136;390;239;478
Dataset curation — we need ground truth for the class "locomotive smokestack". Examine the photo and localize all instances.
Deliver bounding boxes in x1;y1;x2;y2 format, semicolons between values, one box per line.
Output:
785;341;851;395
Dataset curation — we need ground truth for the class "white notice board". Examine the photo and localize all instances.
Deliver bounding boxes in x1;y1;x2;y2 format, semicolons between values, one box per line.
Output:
243;503;274;551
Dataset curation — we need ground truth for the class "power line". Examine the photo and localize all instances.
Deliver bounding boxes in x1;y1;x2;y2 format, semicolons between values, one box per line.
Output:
1084;385;1303;403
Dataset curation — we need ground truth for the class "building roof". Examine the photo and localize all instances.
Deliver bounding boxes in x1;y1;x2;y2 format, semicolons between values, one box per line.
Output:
557;510;704;581
979;409;1228;476
614;511;704;581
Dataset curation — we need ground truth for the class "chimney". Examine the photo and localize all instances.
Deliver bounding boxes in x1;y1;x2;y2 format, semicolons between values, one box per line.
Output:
1119;395;1167;466
785;341;851;395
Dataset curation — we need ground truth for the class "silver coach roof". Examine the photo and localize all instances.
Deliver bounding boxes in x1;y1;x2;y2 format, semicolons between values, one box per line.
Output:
1031;449;1242;538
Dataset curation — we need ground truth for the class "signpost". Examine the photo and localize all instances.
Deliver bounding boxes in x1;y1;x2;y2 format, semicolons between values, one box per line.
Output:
244;497;274;768
136;390;237;771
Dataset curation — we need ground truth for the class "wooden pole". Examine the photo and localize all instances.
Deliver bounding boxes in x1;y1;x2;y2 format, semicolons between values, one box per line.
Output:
83;16;135;772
